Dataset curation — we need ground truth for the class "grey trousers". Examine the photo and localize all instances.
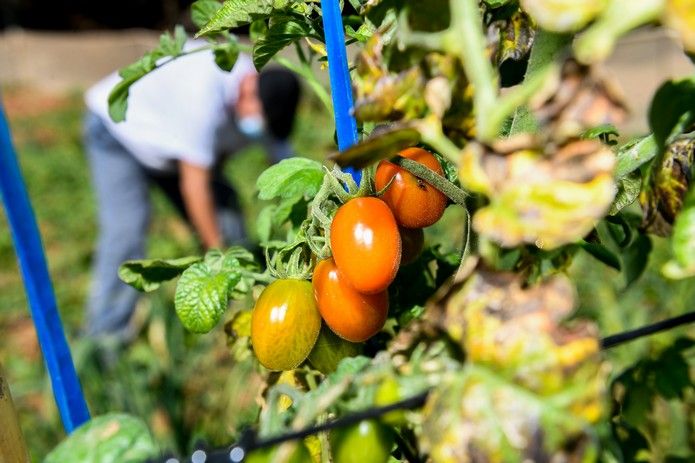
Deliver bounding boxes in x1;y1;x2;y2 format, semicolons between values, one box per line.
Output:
83;112;246;340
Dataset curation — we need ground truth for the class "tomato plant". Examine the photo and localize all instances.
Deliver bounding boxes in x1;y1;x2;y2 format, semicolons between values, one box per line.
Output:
110;0;695;461
251;279;321;371
313;258;389;342
330;197;401;294
375;147;448;228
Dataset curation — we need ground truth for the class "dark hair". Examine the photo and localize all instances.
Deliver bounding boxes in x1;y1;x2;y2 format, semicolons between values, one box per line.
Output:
258;68;301;140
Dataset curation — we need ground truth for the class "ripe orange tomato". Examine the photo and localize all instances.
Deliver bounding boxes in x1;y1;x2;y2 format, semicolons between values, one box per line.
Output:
375;147;447;228
313;259;388;342
251;279;321;371
330;197;401;294
399;226;424;265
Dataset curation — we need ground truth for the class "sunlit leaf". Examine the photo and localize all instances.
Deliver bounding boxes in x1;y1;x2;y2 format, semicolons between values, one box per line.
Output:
253;16;317;69
520;0;608;33
256;157;325;200
197;0;274;36
648;78;695;149
460;138;616;249
640;136;695;236
119;256;202;292
331;124;421;169
45;414;158;463
663;0;695;53
423;270;605;462
609;171;641;216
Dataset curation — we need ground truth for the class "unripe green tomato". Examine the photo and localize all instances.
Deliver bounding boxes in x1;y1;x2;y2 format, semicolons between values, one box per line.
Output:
244;442;312;463
374;377;407;426
330;420;394;463
307;325;362;374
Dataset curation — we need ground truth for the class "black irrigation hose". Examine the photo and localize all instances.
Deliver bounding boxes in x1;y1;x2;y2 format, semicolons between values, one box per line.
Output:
600;311;695;350
157;311;695;463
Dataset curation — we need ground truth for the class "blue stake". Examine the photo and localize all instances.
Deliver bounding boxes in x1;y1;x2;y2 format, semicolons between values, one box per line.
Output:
0;102;90;433
320;0;361;184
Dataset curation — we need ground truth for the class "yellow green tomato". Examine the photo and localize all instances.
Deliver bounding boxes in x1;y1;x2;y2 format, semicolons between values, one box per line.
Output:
244;442;312;463
330;420;394;463
374;377;407;426
307;325;362;374
251;279;321;371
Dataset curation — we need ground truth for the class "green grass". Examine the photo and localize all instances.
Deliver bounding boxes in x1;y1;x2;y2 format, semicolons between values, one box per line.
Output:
0;87;692;461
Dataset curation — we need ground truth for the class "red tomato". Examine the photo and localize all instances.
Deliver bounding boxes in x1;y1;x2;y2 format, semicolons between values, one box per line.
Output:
330;197;401;294
375;147;447;228
313;259;388;342
399;226;424;265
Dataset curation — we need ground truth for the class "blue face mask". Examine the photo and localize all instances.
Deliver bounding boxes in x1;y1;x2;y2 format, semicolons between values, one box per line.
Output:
238;115;265;138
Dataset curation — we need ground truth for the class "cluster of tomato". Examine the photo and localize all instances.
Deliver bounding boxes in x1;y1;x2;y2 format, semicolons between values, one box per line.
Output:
251;147;448;372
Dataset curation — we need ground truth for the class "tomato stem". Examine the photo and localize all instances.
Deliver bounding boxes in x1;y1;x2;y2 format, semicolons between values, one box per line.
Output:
390;156;468;207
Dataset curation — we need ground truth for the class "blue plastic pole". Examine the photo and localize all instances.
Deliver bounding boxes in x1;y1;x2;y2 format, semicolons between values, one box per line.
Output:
320;0;361;184
0;102;90;433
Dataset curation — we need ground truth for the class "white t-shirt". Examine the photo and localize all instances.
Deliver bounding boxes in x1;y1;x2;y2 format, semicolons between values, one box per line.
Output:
85;41;256;172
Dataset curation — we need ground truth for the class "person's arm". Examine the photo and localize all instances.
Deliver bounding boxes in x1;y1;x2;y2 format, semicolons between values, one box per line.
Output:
179;160;223;249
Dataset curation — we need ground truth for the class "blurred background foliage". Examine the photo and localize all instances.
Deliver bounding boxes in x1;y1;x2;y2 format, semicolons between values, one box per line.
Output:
0;61;693;463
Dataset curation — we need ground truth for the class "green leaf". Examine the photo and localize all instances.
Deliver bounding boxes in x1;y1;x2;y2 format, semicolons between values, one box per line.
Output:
175;262;238;333
158;25;187;57
250;19;269;42
213;38;240;71
331;124;422;169
118;256;202;292
108;27;189;122
673;205;695;269
483;0;513;7
621;234;651;287
256;157;325;200
253;16;316;69
196;0;274;36
581;123;619;145
108;76;138;123
191;0;223;28
615;135;659;179
345;22;375;42
662;201;695;279
648;78;695;148
44;413;157;463
579;240;621;271
256;205;275;243
173;247;259;332
652;342;693;400
609;170;641;215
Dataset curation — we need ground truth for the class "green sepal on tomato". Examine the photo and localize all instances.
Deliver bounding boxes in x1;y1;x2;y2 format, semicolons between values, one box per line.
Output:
313;258;389;343
330;419;395;463
330;197;401;294
375;147;448;228
251;279;321;371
